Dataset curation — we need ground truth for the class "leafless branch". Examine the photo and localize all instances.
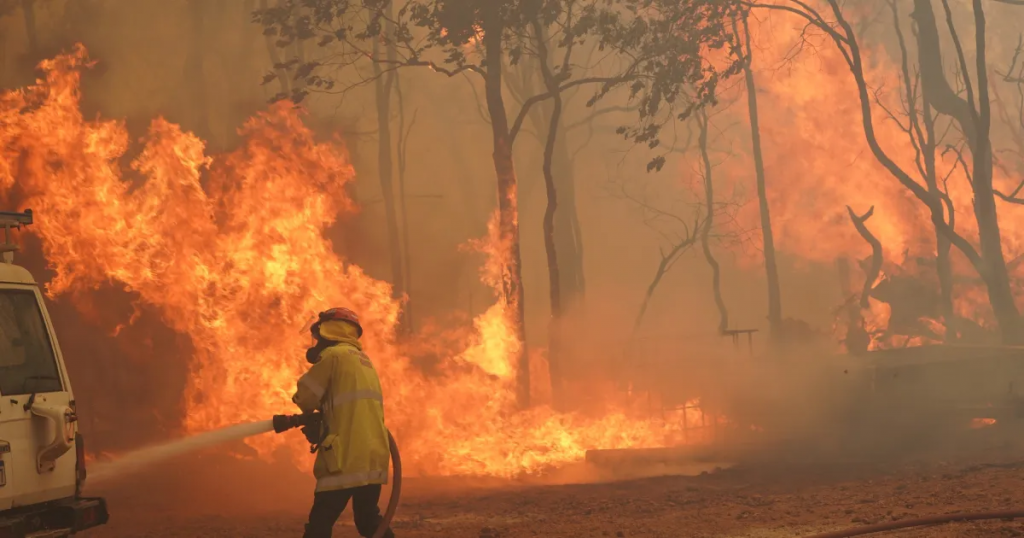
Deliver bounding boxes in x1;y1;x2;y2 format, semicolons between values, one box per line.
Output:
461;72;492;126
846;206;883;308
509;74;639;145
564;105;640;131
943;143;975;185
995;181;1024;204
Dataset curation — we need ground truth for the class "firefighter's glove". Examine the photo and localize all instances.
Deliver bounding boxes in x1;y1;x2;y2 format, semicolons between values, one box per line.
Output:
301;424;320;446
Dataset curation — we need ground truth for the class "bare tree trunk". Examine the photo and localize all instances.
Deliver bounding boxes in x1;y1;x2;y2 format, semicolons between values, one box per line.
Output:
921;100;956;338
372;15;408;332
696;110;728;333
534;20;565;408
483;6;530;409
738;13;782;338
395;74;416;331
552;125;586;311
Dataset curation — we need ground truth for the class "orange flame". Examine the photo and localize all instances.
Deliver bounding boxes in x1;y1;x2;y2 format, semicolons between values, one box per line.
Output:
716;13;1024;346
0;45;712;477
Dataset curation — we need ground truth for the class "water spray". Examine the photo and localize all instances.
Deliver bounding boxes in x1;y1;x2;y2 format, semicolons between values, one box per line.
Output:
88;420;276;484
272;413;402;538
88;413;401;538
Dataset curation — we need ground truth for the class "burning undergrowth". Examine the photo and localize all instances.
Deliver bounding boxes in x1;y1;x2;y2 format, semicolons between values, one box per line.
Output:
0;45;709;478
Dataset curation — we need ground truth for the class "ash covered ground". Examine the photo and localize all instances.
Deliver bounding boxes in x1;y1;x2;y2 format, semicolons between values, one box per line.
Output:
87;432;1024;538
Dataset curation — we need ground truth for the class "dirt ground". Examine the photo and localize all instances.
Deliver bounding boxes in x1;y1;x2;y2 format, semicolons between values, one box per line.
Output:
82;434;1024;538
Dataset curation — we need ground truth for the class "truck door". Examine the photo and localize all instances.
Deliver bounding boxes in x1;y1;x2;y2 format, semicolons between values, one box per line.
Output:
0;287;76;510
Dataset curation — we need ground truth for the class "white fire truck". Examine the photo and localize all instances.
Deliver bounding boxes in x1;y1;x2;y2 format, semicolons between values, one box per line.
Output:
0;209;108;537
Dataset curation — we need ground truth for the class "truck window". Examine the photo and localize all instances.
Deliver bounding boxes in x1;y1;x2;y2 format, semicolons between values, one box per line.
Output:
0;290;62;395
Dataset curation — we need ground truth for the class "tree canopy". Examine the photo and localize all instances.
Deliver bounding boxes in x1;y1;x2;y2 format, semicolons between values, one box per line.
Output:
256;0;744;168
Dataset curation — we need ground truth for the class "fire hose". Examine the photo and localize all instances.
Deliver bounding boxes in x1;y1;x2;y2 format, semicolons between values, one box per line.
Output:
803;509;1024;538
272;413;402;538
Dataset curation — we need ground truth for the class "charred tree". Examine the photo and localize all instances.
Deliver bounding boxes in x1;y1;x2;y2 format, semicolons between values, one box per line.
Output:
735;12;782;340
696;109;728;334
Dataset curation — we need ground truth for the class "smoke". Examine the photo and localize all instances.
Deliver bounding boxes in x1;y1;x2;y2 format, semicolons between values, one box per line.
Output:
0;0;1020;471
0;1;739;455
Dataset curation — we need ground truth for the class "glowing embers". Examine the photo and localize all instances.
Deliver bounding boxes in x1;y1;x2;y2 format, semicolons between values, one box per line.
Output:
970;418;997;429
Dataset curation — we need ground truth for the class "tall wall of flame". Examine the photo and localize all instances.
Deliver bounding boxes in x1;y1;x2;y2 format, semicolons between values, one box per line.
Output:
0;45;685;477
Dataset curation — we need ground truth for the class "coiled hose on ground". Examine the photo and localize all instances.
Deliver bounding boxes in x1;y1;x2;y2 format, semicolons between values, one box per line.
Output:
372;430;402;538
804;509;1024;538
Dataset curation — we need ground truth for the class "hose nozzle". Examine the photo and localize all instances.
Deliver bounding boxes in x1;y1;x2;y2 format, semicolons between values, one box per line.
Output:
272;412;325;453
272;413;314;434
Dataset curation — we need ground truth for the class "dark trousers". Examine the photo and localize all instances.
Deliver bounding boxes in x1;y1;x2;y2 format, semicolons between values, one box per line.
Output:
303;484;395;538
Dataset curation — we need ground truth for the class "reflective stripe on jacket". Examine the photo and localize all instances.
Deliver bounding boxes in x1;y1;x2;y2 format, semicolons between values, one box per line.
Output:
292;333;390;492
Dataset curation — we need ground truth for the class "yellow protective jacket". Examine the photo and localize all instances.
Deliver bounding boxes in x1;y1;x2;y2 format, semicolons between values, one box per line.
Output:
292;321;390;492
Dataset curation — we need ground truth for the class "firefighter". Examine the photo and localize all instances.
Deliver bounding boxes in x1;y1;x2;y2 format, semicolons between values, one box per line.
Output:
292;307;395;538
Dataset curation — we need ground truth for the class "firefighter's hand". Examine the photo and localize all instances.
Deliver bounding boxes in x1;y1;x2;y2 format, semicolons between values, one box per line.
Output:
301;425;319;445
